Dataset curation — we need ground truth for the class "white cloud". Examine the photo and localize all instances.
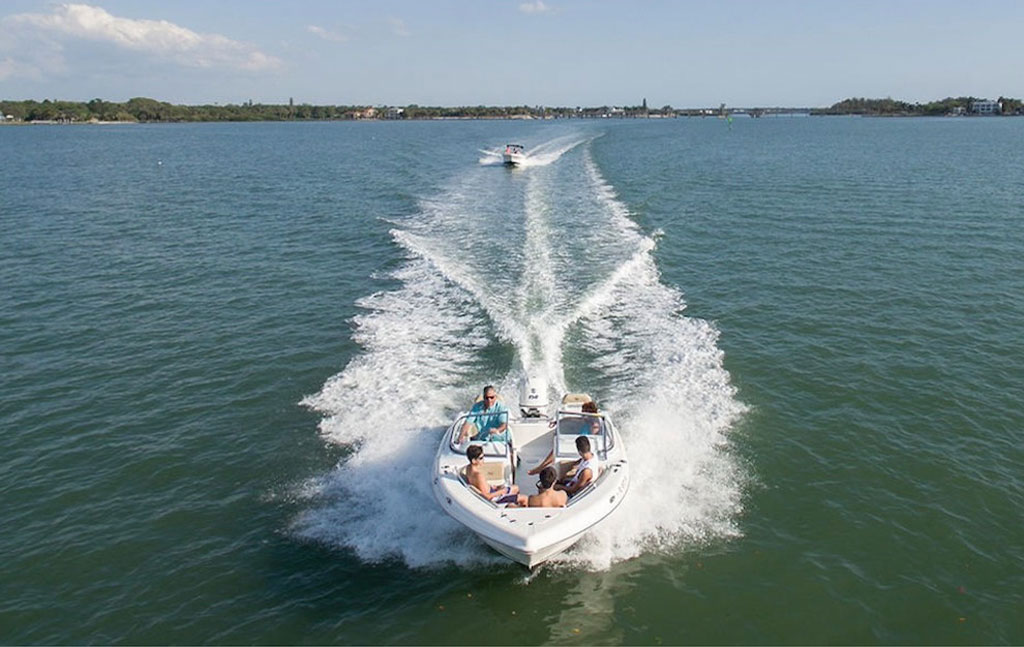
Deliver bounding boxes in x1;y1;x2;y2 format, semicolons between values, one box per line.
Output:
0;56;33;81
519;1;552;14
387;17;410;37
307;25;348;43
0;36;67;81
2;3;281;73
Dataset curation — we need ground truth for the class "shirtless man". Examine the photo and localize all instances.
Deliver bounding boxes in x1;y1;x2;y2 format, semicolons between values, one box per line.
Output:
555;435;600;497
525;467;568;508
465;444;521;504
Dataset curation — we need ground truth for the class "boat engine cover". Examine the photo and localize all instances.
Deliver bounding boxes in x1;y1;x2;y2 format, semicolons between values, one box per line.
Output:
519;374;549;417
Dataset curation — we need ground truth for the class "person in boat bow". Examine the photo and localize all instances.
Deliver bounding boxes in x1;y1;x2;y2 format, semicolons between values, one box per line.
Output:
523;467;567;507
465;444;521;504
458;385;510;444
555;435;600;497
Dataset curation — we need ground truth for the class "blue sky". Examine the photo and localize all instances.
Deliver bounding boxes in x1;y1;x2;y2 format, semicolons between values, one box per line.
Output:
1;1;1021;107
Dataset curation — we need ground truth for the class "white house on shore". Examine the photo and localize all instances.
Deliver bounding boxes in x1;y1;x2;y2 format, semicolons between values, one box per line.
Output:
970;99;1001;115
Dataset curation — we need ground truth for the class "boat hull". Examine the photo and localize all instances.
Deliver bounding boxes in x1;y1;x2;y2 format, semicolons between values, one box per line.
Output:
479;529;588;569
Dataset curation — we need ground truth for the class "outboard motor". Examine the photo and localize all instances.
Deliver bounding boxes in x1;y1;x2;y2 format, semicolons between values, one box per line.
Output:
519;373;549;418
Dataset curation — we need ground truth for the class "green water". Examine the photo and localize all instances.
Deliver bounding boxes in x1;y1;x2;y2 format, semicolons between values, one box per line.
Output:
1;117;1022;644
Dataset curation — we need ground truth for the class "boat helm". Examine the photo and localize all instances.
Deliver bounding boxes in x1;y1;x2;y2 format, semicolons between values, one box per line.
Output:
518;373;549;417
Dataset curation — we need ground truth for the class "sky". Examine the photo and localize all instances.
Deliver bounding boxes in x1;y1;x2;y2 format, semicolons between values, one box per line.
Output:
1;0;1021;108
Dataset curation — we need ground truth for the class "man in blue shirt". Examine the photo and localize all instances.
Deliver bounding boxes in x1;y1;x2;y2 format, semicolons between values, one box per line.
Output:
458;385;510;444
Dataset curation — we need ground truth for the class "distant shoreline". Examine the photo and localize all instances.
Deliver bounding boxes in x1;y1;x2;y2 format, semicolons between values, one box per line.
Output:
3;114;1021;127
2;95;1021;124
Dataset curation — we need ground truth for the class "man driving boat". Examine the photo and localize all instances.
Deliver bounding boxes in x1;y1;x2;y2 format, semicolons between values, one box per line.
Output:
458;385;509;444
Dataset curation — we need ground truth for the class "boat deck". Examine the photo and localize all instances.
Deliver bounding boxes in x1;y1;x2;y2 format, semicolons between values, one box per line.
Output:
510;418;552;489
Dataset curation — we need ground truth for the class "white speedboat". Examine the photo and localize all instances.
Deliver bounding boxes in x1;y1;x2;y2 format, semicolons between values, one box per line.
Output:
502;143;526;166
432;376;629;568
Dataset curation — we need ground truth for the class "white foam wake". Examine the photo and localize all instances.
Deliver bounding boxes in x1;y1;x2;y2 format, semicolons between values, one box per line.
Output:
295;256;508;567
296;134;746;570
293;158;537;566
478;135;591;168
519;135;590;167
478;148;503;165
541;151;746;569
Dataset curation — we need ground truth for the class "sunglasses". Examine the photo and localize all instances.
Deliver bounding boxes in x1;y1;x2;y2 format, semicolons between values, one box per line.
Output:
484;395;497;400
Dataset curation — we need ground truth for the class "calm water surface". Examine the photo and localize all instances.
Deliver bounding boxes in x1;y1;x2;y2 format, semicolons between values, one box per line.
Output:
1;117;1022;644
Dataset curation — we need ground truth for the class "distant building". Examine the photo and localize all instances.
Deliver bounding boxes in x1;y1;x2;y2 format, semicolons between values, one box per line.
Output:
971;99;1001;115
385;107;404;119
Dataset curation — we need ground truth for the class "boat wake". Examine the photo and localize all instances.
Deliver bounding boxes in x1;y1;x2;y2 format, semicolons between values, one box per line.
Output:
295;133;747;570
478;148;504;165
478;135;590;167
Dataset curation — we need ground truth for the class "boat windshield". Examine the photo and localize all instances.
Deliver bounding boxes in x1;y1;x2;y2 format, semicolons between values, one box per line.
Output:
556;412;604;436
554;411;610;457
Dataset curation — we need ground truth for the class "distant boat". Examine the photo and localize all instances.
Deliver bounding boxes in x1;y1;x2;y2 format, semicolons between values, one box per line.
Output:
503;143;526;166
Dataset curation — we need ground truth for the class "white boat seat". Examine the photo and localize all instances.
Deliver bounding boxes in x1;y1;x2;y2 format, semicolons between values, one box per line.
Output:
560;393;592;407
458;462;507;488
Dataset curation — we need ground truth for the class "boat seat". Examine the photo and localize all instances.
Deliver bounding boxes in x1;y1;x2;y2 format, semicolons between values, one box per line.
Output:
458;462;507;488
561;393;592;407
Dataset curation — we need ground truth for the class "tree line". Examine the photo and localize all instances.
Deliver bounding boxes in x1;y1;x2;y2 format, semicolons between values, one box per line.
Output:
4;96;1022;123
0;98;363;122
813;96;1023;116
0;97;679;122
